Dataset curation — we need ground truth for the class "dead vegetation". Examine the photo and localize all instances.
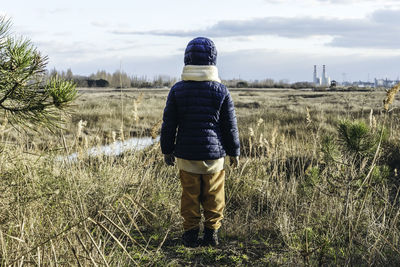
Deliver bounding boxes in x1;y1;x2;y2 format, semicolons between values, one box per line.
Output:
0;88;399;265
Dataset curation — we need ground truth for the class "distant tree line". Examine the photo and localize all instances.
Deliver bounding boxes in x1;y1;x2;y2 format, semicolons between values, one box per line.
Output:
48;69;318;89
223;79;316;89
48;68;177;88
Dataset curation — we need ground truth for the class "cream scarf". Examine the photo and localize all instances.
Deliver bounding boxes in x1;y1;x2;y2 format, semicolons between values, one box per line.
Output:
181;65;221;83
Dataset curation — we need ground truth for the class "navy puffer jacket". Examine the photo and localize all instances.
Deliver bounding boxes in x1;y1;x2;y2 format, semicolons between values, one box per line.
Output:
160;37;240;160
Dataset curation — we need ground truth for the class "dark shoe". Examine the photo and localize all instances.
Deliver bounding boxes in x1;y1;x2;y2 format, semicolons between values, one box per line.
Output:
201;228;219;247
182;228;199;248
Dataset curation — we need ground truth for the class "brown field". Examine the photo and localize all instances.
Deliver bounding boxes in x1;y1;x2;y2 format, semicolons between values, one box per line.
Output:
1;88;399;266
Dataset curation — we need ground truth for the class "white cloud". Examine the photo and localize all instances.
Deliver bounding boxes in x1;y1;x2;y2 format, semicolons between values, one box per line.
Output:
111;9;400;49
91;21;110;28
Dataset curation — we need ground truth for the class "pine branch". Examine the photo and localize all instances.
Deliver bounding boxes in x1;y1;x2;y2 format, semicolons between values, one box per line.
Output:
0;16;77;131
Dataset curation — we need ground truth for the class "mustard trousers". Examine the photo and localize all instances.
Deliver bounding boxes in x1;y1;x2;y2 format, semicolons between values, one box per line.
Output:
179;169;225;231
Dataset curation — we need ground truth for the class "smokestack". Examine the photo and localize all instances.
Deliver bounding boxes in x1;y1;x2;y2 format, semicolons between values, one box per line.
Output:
313;65;317;84
322;65;328;86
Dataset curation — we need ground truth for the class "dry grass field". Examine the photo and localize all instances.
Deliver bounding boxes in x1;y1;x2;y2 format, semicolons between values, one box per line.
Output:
1;87;400;266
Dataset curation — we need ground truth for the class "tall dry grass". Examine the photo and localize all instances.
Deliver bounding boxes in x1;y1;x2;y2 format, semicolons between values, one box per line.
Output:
0;88;399;265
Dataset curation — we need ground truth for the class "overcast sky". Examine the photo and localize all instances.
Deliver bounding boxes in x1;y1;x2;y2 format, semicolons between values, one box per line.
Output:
2;0;400;82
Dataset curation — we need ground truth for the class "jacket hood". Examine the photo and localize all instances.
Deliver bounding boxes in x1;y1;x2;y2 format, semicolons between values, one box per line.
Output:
184;37;217;66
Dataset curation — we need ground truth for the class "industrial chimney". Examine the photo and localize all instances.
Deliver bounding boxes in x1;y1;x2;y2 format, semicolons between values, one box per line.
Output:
322;65;327;86
313;65;317;84
313;65;321;85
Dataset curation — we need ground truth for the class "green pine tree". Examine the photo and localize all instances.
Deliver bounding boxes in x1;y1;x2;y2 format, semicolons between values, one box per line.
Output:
0;17;77;130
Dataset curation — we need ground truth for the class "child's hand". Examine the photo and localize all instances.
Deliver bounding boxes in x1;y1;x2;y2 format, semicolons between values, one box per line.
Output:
229;156;239;168
164;154;175;166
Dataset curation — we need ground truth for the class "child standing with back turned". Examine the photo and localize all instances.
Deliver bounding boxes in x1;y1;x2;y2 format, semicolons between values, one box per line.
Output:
161;37;240;247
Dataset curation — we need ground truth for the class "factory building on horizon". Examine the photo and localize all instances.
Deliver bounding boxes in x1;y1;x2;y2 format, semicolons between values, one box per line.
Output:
313;65;331;86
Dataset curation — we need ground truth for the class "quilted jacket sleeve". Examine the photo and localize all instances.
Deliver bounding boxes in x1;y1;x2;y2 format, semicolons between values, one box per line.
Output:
160;88;178;155
220;91;240;156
